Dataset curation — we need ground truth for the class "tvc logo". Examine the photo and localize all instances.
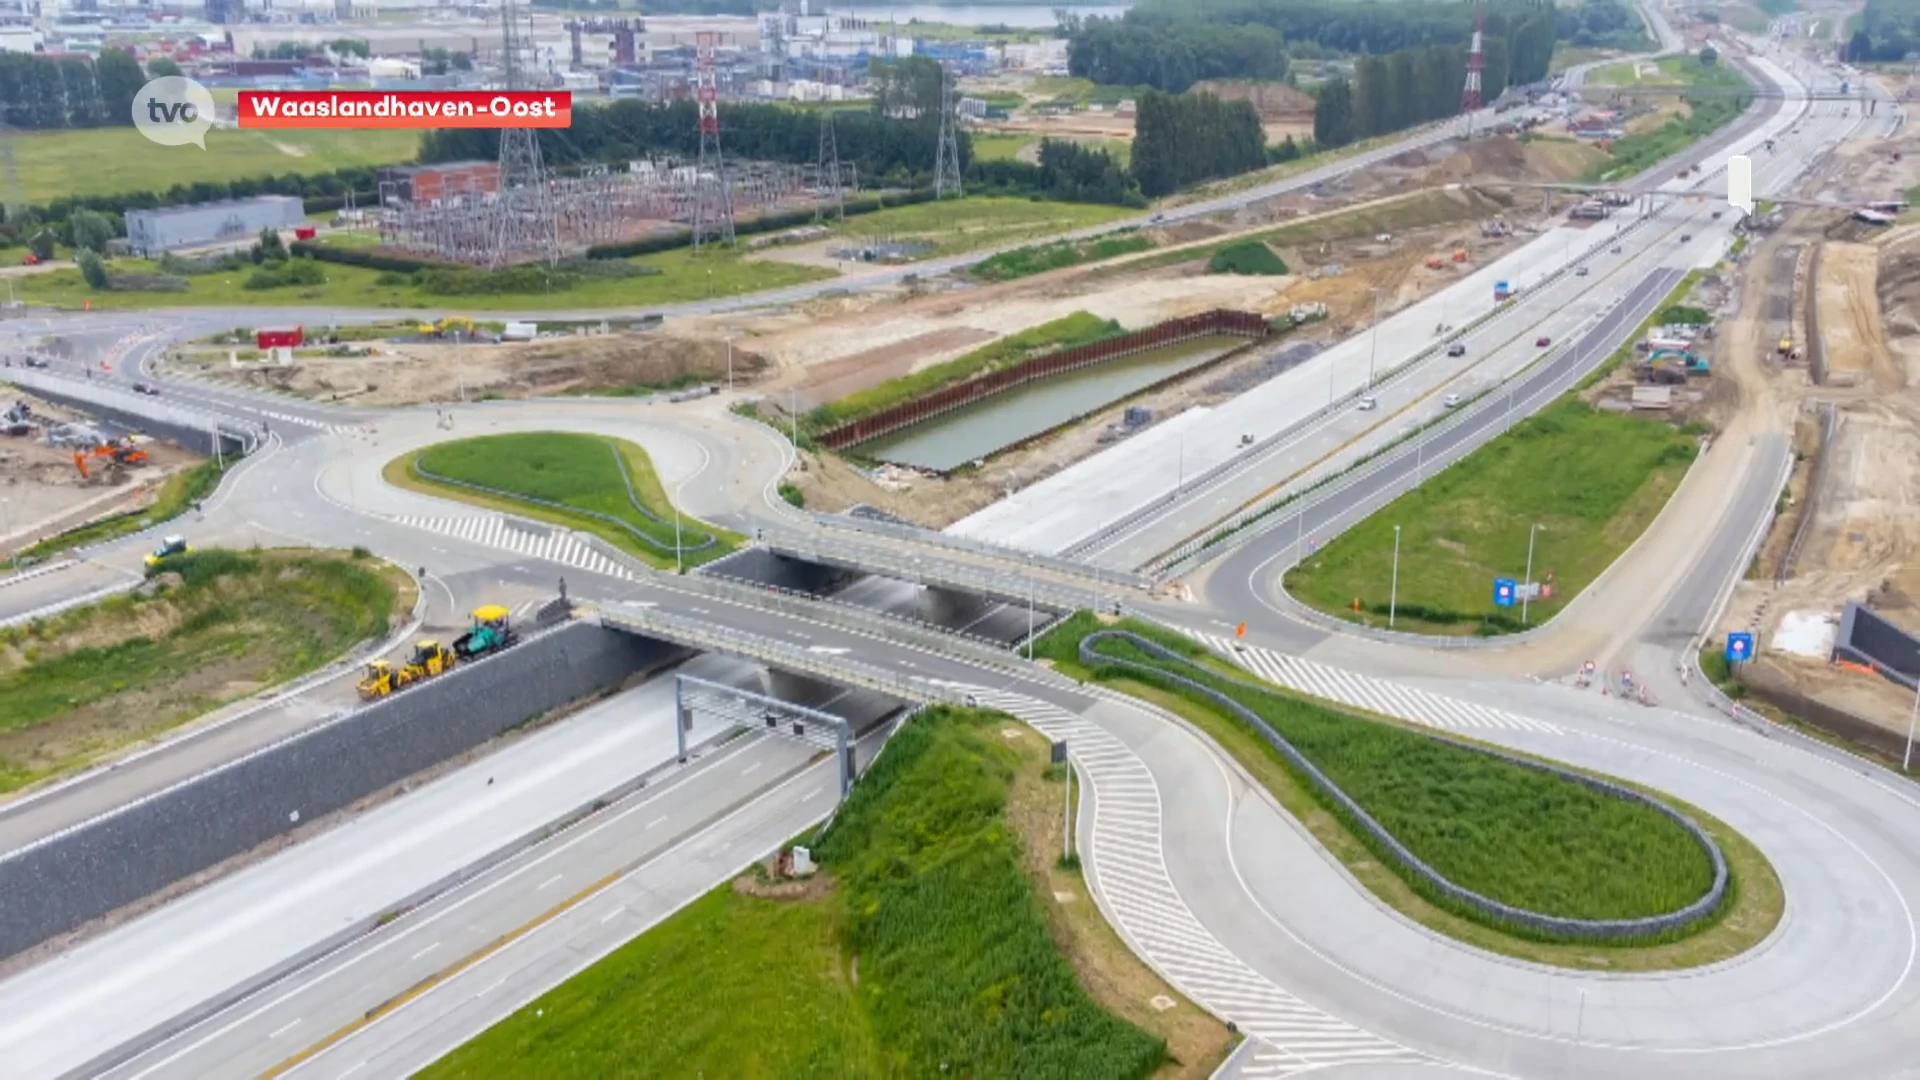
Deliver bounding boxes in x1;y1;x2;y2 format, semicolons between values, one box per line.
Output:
132;76;216;149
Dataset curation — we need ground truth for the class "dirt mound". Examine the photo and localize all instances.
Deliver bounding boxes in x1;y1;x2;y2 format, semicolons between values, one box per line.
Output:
1188;79;1316;122
211;333;770;406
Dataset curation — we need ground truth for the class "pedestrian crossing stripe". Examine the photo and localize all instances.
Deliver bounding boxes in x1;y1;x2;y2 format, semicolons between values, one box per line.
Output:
956;685;1433;1078
1182;630;1560;735
392;515;636;580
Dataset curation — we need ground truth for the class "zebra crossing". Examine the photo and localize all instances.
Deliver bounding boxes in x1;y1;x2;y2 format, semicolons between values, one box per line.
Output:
957;685;1432;1078
1183;631;1561;735
259;408;367;435
391;514;637;580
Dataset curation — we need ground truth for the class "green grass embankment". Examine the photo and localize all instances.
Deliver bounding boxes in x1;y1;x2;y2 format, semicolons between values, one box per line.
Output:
1283;398;1699;635
386;432;742;571
1033;613;1782;969
807;310;1125;435
418;706;1180;1079
0;548;410;792
971;233;1156;282
1585;57;1753;183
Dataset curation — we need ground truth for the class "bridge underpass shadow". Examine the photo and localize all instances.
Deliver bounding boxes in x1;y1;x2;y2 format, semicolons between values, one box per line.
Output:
699;546;1068;649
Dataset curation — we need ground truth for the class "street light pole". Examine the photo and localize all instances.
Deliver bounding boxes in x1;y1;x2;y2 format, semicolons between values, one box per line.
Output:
726;336;734;392
1367;287;1381;388
1905;678;1920;772
1026;554;1036;660
1388;524;1401;628
674;505;684;575
789;386;800;449
1522;522;1540;625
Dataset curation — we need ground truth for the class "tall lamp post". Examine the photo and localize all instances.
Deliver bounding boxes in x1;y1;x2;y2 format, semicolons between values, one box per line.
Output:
1521;522;1541;625
1388;524;1402;628
1367;286;1383;389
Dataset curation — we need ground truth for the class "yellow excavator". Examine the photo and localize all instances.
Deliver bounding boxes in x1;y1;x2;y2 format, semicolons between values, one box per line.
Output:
358;639;458;700
416;316;477;339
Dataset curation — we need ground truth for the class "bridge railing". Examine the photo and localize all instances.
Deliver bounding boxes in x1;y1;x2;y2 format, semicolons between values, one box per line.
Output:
805;511;1155;593
592;600;971;704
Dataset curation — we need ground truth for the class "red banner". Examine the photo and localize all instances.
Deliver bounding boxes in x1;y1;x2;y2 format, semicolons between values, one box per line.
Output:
237;91;571;129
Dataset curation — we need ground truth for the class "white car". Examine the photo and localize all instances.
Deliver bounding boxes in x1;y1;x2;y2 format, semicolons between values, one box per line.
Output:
1443;393;1463;408
1357;396;1378;411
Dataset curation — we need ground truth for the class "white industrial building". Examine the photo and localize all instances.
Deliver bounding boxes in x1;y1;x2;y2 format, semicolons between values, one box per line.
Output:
124;195;307;256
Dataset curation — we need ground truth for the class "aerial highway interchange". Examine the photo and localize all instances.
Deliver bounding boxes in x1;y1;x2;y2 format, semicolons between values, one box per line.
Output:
3;7;1920;1079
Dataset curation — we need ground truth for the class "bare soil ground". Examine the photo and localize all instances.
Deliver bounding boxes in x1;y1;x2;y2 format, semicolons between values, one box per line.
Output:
180;332;772;406
0;393;202;545
1815;242;1895;387
1716;109;1920;737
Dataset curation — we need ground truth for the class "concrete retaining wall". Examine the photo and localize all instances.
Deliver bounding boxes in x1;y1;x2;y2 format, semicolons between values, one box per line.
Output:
1081;630;1729;941
10;381;251;461
0;620;686;961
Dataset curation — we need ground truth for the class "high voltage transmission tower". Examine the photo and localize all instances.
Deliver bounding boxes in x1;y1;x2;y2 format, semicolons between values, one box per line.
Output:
692;30;737;250
493;0;560;267
934;61;963;199
817;108;845;222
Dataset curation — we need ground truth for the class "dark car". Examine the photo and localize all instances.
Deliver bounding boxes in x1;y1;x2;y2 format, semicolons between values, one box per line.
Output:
1446;342;1467;357
22;356;47;369
1535;336;1552;347
132;381;160;396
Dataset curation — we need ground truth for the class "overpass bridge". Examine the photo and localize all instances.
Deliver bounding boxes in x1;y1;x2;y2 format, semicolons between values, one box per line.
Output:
751;516;1165;617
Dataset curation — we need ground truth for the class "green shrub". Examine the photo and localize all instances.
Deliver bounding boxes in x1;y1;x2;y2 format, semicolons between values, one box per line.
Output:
1207;240;1289;275
243;256;327;290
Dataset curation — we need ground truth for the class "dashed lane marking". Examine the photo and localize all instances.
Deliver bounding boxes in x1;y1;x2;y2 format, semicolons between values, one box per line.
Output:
957;685;1432;1077
1182;631;1561;735
392;515;635;581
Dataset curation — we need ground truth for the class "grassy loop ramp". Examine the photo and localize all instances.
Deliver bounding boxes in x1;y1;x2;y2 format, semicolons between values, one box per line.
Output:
1075;626;1728;944
392;432;742;571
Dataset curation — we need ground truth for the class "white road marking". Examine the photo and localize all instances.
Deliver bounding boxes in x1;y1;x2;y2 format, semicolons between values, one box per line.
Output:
391;515;638;581
742;763;760;776
1182;631;1561;734
537;874;562;891
958;685;1430;1075
410;943;439;962
267;1020;300;1039
599;907;626;926
646;815;668;830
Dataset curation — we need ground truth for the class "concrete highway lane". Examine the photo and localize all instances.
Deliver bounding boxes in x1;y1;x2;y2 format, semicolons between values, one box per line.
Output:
1206;266;1685;637
5;665;801;1079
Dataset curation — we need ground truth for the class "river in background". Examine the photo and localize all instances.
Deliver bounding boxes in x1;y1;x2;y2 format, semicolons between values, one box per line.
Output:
839;3;1131;28
855;335;1241;472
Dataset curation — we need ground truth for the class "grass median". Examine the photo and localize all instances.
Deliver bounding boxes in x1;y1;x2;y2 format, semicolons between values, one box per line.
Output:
385;431;741;571
418;706;1228;1078
0;547;411;794
1033;613;1782;968
1284;398;1699;636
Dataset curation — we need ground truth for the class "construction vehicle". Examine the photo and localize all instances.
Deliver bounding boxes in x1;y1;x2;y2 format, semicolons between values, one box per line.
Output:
358;659;401;700
453;604;518;660
1494;280;1515;301
1452;248;1469;263
417;316;477;340
1778;335;1794;356
1426;255;1447;270
401;638;457;681
144;534;190;569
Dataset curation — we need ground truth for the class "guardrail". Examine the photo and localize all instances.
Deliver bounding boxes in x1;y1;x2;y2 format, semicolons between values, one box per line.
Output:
760;528;1112;613
808;510;1155;593
1;367;262;457
593;600;969;704
1082;630;1729;940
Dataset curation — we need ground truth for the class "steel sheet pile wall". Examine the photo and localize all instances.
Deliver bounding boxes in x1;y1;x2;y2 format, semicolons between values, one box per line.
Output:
0;621;685;961
820;309;1270;449
1833;601;1920;688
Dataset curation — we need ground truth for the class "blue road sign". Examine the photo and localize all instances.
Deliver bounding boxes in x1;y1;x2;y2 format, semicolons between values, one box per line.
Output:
1726;632;1754;663
1493;577;1516;608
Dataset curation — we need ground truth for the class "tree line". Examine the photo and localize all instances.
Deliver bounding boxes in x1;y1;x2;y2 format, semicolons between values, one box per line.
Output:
0;48;155;130
1556;0;1652;50
1130;90;1268;197
1849;0;1920;60
1311;8;1555;150
1058;15;1288;93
